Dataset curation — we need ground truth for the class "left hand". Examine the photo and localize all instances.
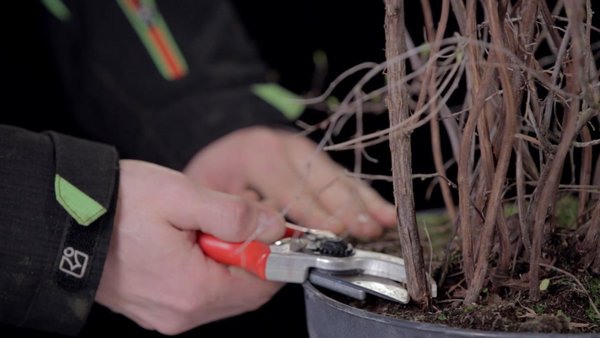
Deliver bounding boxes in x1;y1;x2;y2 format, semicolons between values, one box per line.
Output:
184;126;396;239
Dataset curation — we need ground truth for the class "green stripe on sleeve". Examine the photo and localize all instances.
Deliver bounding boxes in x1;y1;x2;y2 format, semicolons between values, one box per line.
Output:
55;175;107;226
40;0;71;22
251;84;305;120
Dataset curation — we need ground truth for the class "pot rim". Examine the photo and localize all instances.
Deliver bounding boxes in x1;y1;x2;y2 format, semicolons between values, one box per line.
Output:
303;282;599;337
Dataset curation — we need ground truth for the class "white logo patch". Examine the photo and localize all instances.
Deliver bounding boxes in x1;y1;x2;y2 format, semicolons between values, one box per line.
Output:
59;246;89;279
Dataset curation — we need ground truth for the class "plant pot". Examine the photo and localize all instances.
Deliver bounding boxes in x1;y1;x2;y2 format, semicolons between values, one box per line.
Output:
302;282;599;338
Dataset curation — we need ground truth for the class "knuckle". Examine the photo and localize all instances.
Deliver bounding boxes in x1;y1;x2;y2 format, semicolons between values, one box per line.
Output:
251;128;286;154
162;172;192;199
297;135;318;150
154;294;207;335
155;324;179;336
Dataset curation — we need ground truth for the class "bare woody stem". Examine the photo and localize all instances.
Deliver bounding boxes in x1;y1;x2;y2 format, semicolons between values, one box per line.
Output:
384;0;431;307
464;0;518;304
419;0;457;223
529;0;588;300
578;126;592;221
457;0;483;285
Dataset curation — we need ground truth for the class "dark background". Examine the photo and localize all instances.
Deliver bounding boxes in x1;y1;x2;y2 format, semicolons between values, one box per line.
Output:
1;1;430;337
11;0;593;337
5;0;599;337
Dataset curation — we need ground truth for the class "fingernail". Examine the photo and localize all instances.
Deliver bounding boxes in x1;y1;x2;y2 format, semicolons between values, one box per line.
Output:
385;203;396;214
326;217;345;234
383;204;397;219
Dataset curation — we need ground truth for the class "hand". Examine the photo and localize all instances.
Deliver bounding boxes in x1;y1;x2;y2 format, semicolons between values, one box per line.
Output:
95;160;285;335
184;127;396;239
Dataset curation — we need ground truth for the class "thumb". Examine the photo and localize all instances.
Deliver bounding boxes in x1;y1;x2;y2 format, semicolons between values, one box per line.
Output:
165;183;285;243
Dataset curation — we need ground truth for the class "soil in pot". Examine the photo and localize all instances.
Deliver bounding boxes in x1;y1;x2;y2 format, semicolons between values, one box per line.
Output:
339;205;600;334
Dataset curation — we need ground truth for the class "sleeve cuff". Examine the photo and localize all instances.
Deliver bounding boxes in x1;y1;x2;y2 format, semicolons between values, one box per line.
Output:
20;132;119;336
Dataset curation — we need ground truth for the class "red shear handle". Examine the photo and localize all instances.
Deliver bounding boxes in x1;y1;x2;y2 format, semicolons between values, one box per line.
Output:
198;234;271;279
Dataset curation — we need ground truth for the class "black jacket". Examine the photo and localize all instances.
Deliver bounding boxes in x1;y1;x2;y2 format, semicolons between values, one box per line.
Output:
0;0;288;335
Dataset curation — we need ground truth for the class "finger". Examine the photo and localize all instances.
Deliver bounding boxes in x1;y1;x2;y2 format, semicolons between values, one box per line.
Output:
164;181;285;243
244;153;344;233
353;180;397;226
311;176;386;239
260;175;344;232
287;150;390;238
283;190;346;233
254;171;345;232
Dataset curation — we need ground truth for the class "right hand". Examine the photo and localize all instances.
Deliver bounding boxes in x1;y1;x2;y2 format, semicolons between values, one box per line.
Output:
95;160;285;335
184;127;396;240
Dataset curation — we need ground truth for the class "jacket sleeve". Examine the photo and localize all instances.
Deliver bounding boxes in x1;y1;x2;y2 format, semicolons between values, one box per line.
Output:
0;125;119;336
44;0;291;170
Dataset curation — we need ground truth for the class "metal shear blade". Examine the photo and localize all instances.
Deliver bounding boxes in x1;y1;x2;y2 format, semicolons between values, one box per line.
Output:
309;269;410;303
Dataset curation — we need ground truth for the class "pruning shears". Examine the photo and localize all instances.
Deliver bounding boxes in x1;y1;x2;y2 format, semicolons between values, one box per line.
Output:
198;223;437;303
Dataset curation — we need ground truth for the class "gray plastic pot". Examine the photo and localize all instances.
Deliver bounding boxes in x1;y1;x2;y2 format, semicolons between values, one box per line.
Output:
303;282;600;338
